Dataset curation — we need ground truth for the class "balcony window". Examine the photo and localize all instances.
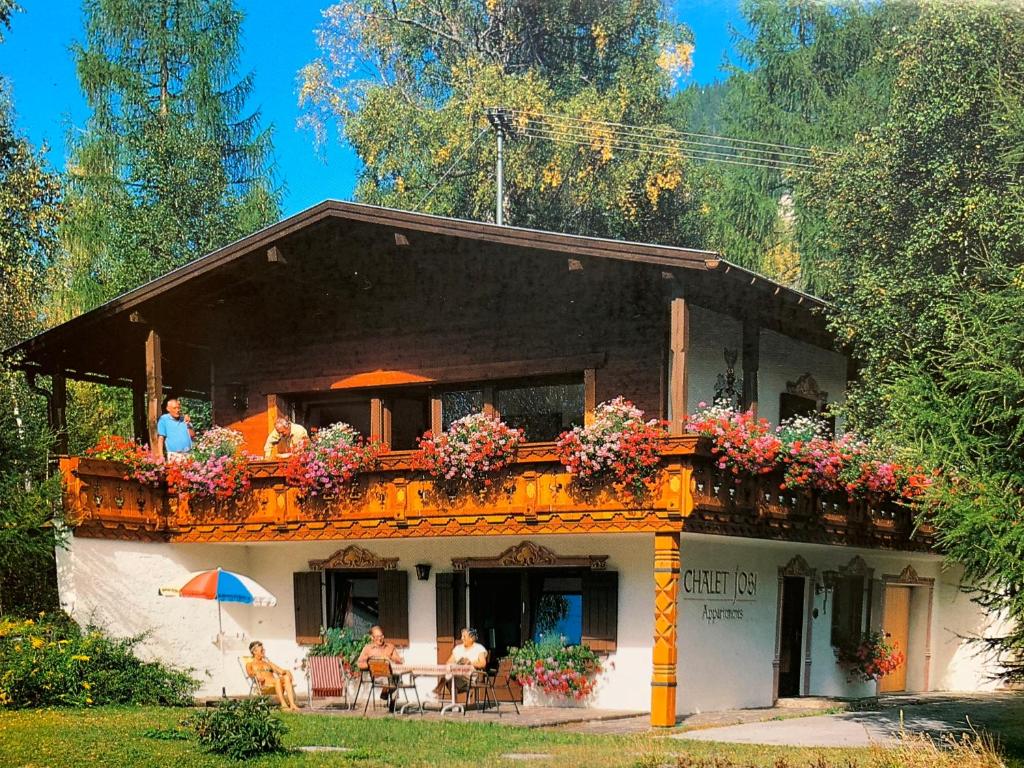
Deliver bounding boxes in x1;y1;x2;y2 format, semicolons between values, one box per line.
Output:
389;394;430;451
301;394;373;437
496;381;584;442
326;572;379;636
441;389;484;431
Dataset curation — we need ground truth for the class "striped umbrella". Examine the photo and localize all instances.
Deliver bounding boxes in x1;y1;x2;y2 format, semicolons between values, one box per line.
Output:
159;567;277;637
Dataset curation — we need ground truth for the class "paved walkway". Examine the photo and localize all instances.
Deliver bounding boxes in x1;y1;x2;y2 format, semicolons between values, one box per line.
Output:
672;692;1024;749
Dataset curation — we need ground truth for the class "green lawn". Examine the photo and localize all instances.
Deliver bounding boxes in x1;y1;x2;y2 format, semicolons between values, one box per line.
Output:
0;706;875;768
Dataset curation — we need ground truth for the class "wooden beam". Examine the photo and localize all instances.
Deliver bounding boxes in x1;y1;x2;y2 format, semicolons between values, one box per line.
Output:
668;290;689;435
370;397;384;441
742;315;760;415
429;394;442;435
583;368;597;425
381;399;393;447
145;329;163;448
267;393;279;437
132;375;148;444
51;373;68;455
266;245;287;264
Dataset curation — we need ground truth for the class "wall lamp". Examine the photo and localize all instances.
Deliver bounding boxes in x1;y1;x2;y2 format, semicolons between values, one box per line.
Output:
815;570;840;610
414;563;432;581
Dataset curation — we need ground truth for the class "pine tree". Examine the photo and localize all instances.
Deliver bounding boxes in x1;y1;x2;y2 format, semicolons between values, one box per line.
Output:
62;0;280;304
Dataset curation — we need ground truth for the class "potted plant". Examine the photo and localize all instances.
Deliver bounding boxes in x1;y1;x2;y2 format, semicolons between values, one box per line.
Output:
508;635;602;706
165;427;252;501
284;422;386;498
413;412;523;495
836;630;905;683
555;397;666;501
685;401;782;478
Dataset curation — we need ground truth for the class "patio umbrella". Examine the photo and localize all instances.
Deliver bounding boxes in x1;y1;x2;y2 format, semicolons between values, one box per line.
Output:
159;567;277;642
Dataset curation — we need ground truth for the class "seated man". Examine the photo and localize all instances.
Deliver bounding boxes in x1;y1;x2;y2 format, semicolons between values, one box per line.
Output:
246;640;300;712
263;416;309;459
432;627;488;700
357;625;404;711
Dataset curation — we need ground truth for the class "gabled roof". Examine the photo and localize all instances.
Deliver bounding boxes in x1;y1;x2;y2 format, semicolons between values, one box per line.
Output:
5;200;833;383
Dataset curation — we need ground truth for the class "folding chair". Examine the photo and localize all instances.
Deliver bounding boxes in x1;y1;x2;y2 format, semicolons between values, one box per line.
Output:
304;655;351;709
238;656;277;703
364;659;421;715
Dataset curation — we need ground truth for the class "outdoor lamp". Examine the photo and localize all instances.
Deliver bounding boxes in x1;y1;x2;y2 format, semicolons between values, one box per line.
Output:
414;563;432;581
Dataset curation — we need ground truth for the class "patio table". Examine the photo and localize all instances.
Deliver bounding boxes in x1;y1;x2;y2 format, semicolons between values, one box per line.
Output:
391;663;474;715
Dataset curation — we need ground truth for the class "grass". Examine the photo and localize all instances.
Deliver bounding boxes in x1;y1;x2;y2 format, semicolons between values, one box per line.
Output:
0;706;876;768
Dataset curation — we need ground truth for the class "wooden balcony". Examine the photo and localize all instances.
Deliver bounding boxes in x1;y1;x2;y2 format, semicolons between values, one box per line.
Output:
59;438;933;550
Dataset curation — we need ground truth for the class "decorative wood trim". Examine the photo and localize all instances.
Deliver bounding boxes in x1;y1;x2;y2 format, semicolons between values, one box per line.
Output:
781;555;812;578
651;531;680;727
308;545;398;571
451;540;608;571
786;373;827;408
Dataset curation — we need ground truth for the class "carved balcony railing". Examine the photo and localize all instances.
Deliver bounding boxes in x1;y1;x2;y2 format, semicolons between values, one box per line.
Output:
59;438;933;549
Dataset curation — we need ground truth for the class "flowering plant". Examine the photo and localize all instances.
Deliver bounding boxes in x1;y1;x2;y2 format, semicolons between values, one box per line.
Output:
843;458;933;503
685;401;782;476
508;636;601;700
284;422;386;498
836;630;905;682
776;416;867;494
555;397;666;500
85;435;165;486
165;427;251;500
413;412;523;490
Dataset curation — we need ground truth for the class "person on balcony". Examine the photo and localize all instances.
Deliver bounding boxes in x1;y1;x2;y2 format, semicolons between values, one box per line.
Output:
246;640;301;711
156;397;194;460
357;625;404;711
263;416;309;459
431;627;487;700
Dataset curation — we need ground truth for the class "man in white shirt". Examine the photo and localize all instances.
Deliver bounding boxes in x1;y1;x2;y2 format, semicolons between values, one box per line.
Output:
433;627;487;698
263;416;309;459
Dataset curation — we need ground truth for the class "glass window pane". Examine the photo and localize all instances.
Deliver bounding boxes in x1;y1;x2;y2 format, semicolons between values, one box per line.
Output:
442;389;483;430
496;383;584;442
533;593;583;645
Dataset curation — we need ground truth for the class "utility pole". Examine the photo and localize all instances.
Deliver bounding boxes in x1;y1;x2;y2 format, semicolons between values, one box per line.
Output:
486;108;513;226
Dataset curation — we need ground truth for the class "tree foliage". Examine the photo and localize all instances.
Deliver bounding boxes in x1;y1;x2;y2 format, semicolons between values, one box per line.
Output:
802;3;1024;681
300;0;709;244
60;0;280;307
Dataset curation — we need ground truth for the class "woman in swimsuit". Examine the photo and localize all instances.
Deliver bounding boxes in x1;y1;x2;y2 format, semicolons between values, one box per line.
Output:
246;641;300;711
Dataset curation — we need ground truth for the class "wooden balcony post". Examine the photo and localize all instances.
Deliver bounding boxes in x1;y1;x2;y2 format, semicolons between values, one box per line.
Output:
651;531;680;727
145;329;163;449
132;375;147;445
668;290;689;435
51;372;68;455
583;368;596;425
742;315;760;415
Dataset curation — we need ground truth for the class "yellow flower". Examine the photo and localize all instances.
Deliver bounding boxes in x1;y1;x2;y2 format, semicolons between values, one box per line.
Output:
13;644;21;653
71;654;91;662
85;697;93;705
30;637;45;649
82;681;91;690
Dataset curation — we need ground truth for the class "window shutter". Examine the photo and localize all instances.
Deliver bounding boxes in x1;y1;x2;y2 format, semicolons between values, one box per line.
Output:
378;569;409;646
435;572;466;663
582;571;618;653
293;571;323;645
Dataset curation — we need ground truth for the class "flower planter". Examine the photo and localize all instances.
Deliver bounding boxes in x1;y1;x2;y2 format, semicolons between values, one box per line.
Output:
521;687;590;708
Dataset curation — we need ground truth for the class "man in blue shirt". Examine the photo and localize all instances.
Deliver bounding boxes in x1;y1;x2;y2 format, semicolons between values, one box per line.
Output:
156;397;195;460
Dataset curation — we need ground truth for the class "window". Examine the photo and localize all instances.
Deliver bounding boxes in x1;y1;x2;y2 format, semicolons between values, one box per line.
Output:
496;381;584;442
532;575;583;644
831;574;866;647
326;572;379;636
299;394;373;436
388;394;430;450
441;389;484;431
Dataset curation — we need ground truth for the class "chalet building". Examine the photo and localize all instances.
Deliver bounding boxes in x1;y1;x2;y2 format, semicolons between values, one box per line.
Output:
9;202;1003;725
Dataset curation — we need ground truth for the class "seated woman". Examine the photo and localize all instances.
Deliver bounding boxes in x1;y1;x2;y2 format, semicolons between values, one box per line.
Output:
246;641;300;712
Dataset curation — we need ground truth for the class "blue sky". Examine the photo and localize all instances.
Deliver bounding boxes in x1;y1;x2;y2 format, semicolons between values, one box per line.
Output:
0;0;746;217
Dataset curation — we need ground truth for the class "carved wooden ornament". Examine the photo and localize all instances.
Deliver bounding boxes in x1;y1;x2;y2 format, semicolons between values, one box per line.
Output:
308;545;398;571
451;540;608;570
780;554;812;578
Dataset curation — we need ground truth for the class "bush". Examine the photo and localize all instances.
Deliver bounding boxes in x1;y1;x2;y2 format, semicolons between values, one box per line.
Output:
306;626;368;672
0;612;197;708
186;697;288;759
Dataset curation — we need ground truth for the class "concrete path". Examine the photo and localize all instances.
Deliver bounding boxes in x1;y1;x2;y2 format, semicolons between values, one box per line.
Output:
673;692;1024;749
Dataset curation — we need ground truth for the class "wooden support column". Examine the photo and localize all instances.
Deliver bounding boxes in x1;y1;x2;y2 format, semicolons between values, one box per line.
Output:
132;376;148;444
742;315;760;415
651;531;680;727
145;329;163;449
583;368;597;425
51;372;68;455
370;397;384;441
668;290;689;435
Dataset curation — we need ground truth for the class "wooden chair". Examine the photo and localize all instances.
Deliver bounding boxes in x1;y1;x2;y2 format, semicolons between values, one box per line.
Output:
364;658;421;715
469;656;519;716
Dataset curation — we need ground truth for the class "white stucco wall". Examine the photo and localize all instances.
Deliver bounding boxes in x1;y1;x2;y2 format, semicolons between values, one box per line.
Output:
58;532;1005;712
686;305;847;427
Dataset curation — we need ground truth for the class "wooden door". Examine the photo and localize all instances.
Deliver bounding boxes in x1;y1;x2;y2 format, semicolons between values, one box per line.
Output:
879;585;911;692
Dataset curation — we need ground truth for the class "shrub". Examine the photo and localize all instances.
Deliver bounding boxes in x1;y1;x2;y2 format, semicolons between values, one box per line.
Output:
508;635;601;700
85;434;165;486
556;397;667;500
185;697;288;759
306;626;369;673
414;412;523;491
0;612;197;708
165;426;251;500
284;422;386;498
